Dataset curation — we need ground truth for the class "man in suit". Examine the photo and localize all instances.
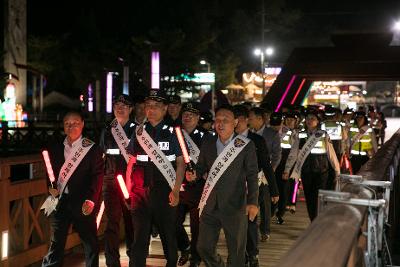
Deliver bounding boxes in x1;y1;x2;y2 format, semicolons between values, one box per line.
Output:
186;104;259;267
248;107;282;242
233;105;279;267
42;111;104;267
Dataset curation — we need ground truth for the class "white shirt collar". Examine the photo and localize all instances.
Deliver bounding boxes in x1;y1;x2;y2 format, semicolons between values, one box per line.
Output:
64;135;83;148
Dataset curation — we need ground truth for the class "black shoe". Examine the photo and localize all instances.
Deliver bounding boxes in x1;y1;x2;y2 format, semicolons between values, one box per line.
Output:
248;255;259;267
277;216;285;225
189;260;201;267
260;233;270;242
178;249;190;266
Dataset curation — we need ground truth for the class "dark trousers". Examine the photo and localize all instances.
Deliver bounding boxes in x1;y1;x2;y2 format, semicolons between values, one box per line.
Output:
258;184;271;235
129;188;178;267
246;217;258;258
103;178;134;267
176;199;201;262
42;196;99;267
197;210;247;267
350;155;369;174
302;171;329;221
273;173;288;218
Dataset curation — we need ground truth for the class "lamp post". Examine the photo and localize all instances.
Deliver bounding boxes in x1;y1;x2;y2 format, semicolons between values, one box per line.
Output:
200;60;215;111
254;47;274;96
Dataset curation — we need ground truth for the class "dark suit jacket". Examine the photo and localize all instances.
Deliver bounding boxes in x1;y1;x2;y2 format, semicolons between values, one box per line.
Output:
247;131;279;197
196;134;259;215
47;139;104;209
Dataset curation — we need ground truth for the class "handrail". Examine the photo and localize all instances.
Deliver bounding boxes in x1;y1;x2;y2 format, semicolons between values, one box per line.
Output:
277;129;400;267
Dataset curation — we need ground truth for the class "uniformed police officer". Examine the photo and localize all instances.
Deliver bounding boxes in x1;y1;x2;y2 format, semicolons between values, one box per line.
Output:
99;95;135;267
126;89;185;267
284;110;340;221
176;102;208;267
165;95;182;126
349;111;378;173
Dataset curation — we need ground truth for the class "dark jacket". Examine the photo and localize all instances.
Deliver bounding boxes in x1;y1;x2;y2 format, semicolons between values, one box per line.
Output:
196;134;259;215
47;139;104;209
247;131;279;197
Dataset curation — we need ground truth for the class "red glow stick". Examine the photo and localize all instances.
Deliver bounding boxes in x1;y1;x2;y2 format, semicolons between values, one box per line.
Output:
117;174;130;199
42;150;56;187
174;126;193;172
292;180;299;203
96;201;105;229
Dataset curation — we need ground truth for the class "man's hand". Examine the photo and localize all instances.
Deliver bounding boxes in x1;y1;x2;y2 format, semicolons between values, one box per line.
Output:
185;170;197;182
271;196;279;204
282;172;289;180
169;189;180;207
246;204;259;222
82;200;95;216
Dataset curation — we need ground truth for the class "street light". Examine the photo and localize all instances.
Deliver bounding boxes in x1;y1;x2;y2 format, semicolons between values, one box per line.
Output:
254;47;274;96
200;60;211;73
394;20;400;32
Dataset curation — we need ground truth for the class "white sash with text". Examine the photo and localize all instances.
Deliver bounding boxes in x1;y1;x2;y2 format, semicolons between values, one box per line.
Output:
110;119;131;163
183;129;200;164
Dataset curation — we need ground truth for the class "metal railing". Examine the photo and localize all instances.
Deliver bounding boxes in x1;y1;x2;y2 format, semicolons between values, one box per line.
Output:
277;129;400;267
0;154;106;267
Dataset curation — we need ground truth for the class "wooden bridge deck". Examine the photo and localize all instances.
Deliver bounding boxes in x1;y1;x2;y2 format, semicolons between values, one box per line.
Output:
57;200;310;267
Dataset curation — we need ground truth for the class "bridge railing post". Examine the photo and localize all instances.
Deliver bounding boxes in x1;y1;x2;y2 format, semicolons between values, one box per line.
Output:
0;161;10;267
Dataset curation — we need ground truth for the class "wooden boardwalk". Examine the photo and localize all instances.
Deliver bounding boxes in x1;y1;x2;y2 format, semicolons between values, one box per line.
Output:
49;200;310;267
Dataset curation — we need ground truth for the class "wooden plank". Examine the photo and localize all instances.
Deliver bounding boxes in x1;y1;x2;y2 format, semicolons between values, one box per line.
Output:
8;179;47;201
8;244;48;266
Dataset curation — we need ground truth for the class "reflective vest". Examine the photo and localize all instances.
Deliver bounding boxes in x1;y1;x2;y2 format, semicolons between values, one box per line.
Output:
281;130;292;149
299;131;327;155
350;127;373;156
322;121;342;140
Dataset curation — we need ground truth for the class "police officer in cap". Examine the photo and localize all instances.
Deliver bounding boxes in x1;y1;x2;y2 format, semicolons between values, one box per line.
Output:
126;89;185;267
165;95;182;126
176;101;208;267
99;94;135;267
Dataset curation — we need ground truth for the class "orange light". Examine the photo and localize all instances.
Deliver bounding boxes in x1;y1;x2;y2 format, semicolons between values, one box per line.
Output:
117;174;130;199
174;126;191;164
96;201;105;229
42;150;56;184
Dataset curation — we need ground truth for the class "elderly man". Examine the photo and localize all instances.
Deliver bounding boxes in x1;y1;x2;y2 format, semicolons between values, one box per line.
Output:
187;104;259;267
42;111;104;267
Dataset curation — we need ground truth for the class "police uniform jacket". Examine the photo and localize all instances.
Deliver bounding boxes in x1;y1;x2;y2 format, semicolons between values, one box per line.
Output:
99;120;136;178
127;120;182;190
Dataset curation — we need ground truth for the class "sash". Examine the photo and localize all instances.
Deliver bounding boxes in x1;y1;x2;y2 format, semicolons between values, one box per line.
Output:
41;138;94;216
110;119;131;163
350;125;370;150
290;130;324;181
136;125;176;189
183;129;200;164
198;135;250;216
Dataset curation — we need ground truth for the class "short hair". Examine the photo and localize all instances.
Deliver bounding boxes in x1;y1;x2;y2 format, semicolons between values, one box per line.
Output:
63;110;84;121
250;107;264;118
259;102;273;113
215;104;235;117
233;104;249;118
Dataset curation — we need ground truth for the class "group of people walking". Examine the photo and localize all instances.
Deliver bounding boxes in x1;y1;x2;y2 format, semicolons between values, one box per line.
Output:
40;89;384;267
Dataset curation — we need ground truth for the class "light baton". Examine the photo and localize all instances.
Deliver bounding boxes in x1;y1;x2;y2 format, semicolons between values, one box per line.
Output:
292;180;299;203
42;150;56;188
117;174;130;199
174;126;194;172
96;201;105;229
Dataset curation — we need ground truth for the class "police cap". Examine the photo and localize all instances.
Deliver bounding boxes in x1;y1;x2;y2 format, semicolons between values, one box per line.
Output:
168;95;181;104
145;89;168;104
113;94;133;106
182;101;200;115
270;112;283;126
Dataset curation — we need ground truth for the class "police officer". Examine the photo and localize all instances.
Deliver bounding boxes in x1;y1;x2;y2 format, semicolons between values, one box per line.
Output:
284;110;340;221
165;95;182;126
99;95;135;267
275;111;299;223
133;95;146;125
322;107;343;158
349;111;378;173
126;89;185;267
176;102;207;267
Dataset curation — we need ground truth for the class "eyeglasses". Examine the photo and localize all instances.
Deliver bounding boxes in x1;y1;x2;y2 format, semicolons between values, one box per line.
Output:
113;103;131;109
